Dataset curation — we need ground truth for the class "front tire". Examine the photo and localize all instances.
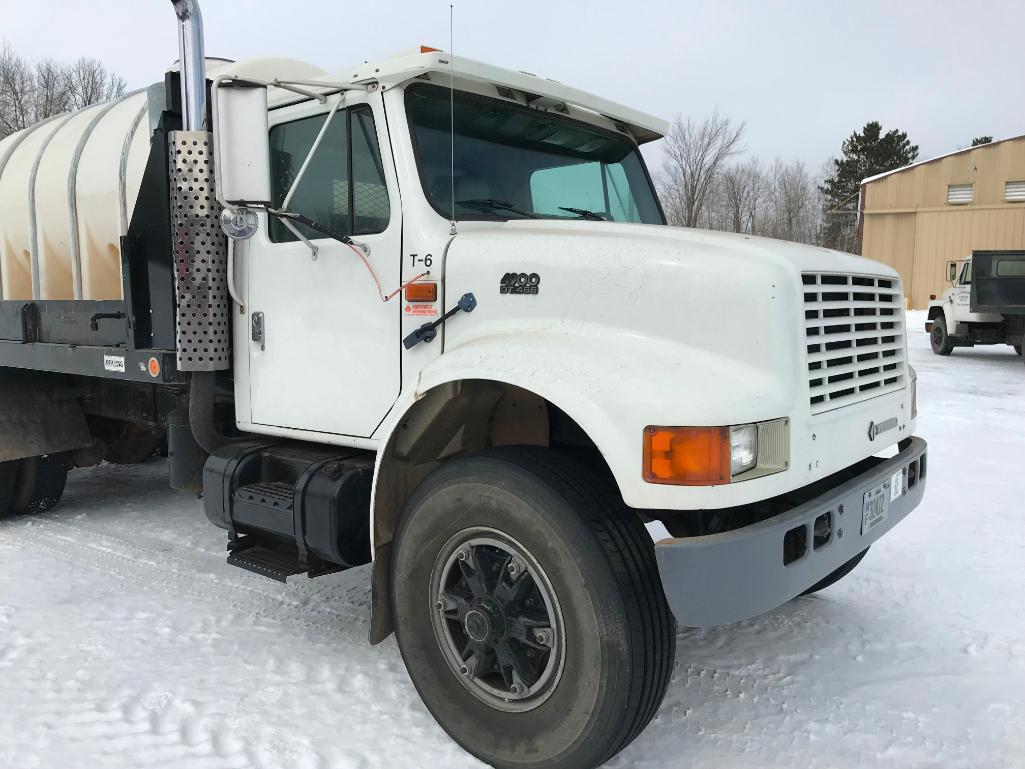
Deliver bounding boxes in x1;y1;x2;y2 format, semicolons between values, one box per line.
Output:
801;548;869;596
391;447;676;769
930;316;953;355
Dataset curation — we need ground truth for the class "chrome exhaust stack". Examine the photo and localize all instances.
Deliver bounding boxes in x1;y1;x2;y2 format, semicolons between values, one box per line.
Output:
171;0;207;131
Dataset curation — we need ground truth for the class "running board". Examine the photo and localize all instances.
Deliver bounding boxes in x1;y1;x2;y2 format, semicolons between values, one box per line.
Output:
226;535;343;583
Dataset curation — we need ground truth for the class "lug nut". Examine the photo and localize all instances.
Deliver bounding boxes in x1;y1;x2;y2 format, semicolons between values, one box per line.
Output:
457;550;467;561
460;665;469;675
435;600;444;611
510;683;523;695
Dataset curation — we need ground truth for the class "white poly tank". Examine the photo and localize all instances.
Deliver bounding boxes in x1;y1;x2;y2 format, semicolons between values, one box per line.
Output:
0;57;324;302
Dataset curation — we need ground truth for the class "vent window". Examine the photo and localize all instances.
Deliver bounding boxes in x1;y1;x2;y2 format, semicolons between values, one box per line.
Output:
1005;181;1025;203
947;184;973;205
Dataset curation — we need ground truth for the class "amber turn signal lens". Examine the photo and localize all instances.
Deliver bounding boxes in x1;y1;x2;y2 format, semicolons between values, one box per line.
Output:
643;426;730;485
404;282;438;302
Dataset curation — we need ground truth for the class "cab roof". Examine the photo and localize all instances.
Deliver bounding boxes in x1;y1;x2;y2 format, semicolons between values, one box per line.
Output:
261;49;668;145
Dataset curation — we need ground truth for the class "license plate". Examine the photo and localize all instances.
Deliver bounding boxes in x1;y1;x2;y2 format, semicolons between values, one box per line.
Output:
862;482;890;535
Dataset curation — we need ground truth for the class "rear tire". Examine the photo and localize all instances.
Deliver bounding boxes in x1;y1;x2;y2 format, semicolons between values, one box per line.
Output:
0;460;22;518
800;548;869;596
391;447;676;769
930;316;953;355
11;454;68;515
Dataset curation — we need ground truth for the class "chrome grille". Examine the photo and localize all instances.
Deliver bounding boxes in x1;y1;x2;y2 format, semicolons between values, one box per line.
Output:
802;272;906;414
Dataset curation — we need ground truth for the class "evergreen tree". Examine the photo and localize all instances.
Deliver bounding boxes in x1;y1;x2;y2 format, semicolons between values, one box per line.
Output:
820;121;918;251
971;136;993;146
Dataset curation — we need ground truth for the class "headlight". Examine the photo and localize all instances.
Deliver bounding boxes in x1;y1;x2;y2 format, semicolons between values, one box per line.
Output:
643;418;789;485
729;424;758;477
909;364;918;419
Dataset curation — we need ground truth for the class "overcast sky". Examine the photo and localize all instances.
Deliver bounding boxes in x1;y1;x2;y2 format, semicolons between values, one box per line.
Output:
3;0;1022;176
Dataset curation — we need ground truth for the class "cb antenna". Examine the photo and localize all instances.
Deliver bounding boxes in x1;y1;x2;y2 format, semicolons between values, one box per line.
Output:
449;3;456;236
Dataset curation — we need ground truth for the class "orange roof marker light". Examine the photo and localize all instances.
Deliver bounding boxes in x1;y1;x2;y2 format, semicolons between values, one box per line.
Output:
421;45;443;53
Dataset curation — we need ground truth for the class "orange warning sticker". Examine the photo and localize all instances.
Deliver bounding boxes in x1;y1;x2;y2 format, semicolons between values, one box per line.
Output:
147;357;161;378
404;303;439;318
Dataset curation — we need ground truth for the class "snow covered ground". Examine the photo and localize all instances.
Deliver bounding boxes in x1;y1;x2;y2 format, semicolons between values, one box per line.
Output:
1;311;1023;769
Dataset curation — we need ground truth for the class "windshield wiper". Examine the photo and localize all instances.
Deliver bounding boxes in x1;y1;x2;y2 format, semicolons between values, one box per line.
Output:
456;198;537;219
558;206;606;221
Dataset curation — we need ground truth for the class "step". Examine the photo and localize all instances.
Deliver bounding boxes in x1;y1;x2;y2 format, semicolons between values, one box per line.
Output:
231;481;295;537
226;536;344;583
227;541;307;583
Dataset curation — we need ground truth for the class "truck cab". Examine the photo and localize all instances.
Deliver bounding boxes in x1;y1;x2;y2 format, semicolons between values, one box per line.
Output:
927;255;1023;356
0;11;929;768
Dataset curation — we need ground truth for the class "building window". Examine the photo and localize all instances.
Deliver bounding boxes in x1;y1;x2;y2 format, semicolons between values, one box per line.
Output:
1005;181;1025;203
946;184;973;205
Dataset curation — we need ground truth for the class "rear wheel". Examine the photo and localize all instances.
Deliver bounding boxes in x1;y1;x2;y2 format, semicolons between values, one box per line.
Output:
801;548;869;596
930;316;953;355
11;454;68;515
391;447;676;769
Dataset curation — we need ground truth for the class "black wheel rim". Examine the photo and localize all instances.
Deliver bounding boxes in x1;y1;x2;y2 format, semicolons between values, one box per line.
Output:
430;527;565;712
931;325;943;347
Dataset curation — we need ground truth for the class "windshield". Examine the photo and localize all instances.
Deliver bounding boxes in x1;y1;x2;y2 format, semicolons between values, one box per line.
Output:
405;84;665;224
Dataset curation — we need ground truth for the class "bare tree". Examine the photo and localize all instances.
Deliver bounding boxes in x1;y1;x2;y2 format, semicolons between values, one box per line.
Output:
760;159;820;245
68;57;126;109
719;157;766;233
0;43;35;136
659;111;745;228
0;42;127;139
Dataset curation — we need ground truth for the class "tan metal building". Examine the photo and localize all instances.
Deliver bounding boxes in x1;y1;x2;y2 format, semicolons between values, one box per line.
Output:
858;135;1025;308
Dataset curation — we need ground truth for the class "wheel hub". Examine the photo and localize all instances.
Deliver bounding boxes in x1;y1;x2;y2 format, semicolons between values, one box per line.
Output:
464;600;505;644
430;530;566;713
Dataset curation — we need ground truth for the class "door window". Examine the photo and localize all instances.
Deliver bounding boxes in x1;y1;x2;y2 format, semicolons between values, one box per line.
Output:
959;262;972;285
269;106;390;243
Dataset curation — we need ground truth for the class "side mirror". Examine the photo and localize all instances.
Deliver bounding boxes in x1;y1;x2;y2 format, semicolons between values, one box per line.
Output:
212;79;272;210
947;261;958;282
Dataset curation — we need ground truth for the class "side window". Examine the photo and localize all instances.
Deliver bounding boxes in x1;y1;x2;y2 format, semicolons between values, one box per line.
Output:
960;262;972;285
268;106;389;243
350;108;391;235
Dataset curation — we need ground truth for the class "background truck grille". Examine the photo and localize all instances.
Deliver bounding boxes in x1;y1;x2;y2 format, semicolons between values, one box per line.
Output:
802;272;906;414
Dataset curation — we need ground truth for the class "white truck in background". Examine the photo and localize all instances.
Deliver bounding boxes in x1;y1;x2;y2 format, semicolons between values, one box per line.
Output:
0;3;928;767
927;252;1025;358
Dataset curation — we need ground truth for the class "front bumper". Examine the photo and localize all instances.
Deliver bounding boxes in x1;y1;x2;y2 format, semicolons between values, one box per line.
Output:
655;436;927;626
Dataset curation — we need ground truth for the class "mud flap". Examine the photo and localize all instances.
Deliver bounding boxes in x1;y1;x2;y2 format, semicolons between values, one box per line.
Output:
0;371;91;462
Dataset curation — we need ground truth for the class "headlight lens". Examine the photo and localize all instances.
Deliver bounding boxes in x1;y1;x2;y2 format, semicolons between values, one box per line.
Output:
729;424;758;476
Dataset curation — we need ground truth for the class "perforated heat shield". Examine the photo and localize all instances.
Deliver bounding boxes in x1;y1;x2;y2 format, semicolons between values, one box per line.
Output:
169;130;229;371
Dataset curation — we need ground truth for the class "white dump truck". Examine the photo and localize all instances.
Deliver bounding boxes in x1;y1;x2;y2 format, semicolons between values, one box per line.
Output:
0;3;928;767
926;252;1025;358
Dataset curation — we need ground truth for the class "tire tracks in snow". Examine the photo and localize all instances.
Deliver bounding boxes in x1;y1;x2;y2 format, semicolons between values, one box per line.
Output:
0;516;371;642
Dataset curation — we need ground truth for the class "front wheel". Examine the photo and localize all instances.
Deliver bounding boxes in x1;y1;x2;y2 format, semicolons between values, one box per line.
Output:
391;447;676;769
930;316;953;355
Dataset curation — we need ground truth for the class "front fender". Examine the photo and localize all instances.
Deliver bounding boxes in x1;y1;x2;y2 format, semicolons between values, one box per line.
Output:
377;322;795;509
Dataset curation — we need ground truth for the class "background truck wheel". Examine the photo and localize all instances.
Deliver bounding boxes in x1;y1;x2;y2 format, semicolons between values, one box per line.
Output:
391;447;676;769
11;455;69;516
0;460;22;518
800;548;869;596
930;316;953;355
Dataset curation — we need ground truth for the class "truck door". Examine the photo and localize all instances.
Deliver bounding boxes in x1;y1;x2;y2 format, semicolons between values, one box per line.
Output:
246;95;401;437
